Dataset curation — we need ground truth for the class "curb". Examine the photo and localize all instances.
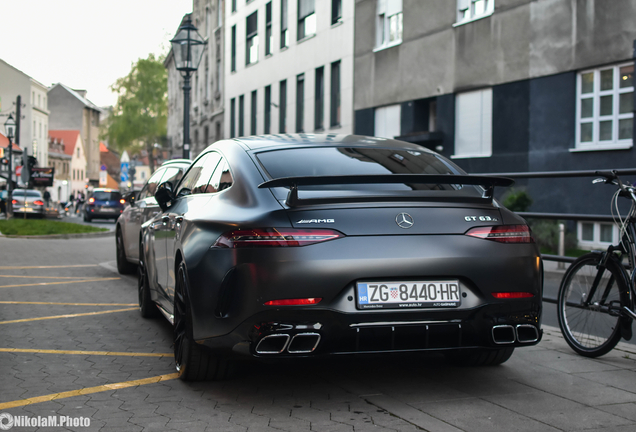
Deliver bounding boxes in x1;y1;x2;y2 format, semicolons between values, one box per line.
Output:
0;230;115;240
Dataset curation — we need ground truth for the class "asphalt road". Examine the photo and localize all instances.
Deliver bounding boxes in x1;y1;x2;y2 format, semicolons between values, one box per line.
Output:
2;236;636;431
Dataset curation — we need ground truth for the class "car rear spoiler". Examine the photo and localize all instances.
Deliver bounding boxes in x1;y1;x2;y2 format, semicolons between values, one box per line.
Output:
258;174;515;207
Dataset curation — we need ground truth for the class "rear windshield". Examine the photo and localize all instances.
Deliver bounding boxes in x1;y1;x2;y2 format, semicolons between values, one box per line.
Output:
92;191;122;201
256;147;483;198
13;190;42;198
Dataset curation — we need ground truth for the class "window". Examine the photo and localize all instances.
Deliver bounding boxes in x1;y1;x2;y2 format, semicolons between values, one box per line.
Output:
192;153;222;194
238;95;245;136
246;12;259;65
265;2;273;56
264;85;272;134
332;0;342;24
279;79;287;133
231;25;237;72
456;0;494;24
251;90;258;135
576;63;634;150
374;104;401;139
376;0;402;49
218;0;223;26
209;159;233;192
138;168;166;201
578;222;617;248
232;0;237;12
296;73;305;132
298;0;316;40
454;88;492;158
178;153;219;196
230;98;236;138
281;0;289;48
315;66;324;130
330;60;341;127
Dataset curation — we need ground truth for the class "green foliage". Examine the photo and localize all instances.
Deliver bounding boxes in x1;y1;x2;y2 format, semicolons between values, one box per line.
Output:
502;188;533;212
529;220;578;255
0;219;108;236
104;54;167;154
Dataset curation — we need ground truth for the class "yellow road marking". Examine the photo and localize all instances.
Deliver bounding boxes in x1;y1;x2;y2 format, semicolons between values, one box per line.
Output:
0;275;97;279
0;277;120;288
0;348;171;357
0;265;99;270
0;308;136;324
0;373;180;410
0;301;137;306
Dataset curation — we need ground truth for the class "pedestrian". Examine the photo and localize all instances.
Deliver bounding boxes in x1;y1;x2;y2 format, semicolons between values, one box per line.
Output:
43;190;51;208
75;191;85;214
68;192;75;214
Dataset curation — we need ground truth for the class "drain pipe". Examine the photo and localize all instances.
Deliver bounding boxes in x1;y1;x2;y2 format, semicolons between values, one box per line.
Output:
558;223;565;270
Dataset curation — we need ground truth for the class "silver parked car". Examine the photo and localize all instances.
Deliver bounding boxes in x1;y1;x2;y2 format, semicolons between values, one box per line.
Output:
11;189;45;217
115;159;191;274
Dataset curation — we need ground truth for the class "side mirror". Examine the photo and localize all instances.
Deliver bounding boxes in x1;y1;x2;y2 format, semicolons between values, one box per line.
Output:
123;191;138;205
155;181;175;211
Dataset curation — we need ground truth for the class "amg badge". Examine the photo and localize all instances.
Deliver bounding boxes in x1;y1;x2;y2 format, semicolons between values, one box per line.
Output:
297;219;335;224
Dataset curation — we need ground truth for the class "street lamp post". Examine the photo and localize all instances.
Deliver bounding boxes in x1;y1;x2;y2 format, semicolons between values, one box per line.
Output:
4;115;16;218
171;17;207;160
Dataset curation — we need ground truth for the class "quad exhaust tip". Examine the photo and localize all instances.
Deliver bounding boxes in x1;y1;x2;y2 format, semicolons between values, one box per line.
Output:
492;324;539;344
255;332;321;354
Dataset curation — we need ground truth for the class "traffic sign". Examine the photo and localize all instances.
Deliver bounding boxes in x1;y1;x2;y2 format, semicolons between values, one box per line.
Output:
16;165;22;176
120;162;129;182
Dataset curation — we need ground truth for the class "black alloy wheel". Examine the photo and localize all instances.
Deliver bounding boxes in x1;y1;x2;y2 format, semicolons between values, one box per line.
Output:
116;229;136;274
174;261;227;381
138;246;159;318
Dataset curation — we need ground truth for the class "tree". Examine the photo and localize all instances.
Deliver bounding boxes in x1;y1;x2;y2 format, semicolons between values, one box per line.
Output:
104;53;167;170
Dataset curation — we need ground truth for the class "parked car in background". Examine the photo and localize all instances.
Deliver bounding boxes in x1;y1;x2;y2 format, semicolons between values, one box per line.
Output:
115;159;191;274
11;189;45;217
84;188;124;222
138;134;543;381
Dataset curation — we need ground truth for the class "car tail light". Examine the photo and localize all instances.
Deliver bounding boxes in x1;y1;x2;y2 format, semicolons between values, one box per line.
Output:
213;228;344;248
119;199;125;204
88;197;95;203
492;292;534;299
33;200;44;206
264;298;322;306
11;199;18;205
465;225;534;243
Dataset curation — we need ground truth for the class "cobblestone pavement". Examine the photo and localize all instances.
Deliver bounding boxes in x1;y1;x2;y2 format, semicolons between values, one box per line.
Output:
2;236;636;431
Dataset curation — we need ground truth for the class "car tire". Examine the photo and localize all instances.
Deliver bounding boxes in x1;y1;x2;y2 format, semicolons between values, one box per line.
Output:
138;247;160;318
445;347;514;366
116;229;137;275
174;261;229;381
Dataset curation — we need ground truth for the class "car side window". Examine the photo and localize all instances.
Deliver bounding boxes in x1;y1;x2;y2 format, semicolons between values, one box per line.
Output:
208;158;233;193
138;168;166;201
191;153;222;194
160;166;186;190
176;153;219;197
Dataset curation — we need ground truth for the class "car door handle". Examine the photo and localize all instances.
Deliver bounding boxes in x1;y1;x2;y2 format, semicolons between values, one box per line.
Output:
162;216;170;224
175;216;184;224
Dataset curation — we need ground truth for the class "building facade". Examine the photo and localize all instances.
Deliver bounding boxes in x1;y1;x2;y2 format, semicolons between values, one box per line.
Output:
225;0;354;138
48;130;87;198
48;84;102;186
47;136;72;203
0;59;49;180
354;0;636;246
167;1;226;160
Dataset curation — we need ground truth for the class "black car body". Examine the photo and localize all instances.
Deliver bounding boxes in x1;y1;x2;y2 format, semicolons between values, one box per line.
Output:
115;159;191;274
140;135;543;381
84;188;124;222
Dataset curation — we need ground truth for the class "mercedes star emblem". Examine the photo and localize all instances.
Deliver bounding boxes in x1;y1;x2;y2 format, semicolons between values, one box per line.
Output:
396;213;414;229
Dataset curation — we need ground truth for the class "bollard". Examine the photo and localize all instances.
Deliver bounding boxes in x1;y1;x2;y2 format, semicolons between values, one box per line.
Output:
558;223;565;269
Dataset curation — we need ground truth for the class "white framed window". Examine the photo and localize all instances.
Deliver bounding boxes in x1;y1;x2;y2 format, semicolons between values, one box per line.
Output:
246;12;259;65
578;221;618;249
454;88;492;158
376;0;402;51
575;63;633;151
374;104;401;139
455;0;494;25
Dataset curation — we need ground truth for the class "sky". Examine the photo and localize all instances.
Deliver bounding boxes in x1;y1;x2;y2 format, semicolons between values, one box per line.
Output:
0;0;193;108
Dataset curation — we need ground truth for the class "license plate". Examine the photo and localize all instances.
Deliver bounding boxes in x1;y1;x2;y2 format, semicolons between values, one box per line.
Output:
19;207;33;212
356;281;461;309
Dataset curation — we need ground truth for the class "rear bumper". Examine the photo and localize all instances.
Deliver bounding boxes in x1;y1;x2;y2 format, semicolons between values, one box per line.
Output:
185;233;543;357
86;206;123;218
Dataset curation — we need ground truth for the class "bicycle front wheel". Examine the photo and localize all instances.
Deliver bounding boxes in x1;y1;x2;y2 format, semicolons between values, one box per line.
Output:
557;253;629;357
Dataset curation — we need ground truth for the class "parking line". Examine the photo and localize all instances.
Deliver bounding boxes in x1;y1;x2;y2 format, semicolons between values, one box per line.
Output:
0;348;171;357
0;277;120;288
0;308;137;325
0;301;137;306
0;265;99;270
0;373;180;410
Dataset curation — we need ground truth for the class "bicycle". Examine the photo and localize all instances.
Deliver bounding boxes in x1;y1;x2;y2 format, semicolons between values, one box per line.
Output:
557;170;636;357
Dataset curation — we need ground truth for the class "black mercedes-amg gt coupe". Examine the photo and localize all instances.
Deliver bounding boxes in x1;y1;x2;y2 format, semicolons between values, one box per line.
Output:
139;134;543;381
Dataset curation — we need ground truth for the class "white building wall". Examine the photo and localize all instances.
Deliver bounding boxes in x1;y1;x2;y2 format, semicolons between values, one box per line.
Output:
30;79;50;167
225;0;354;137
